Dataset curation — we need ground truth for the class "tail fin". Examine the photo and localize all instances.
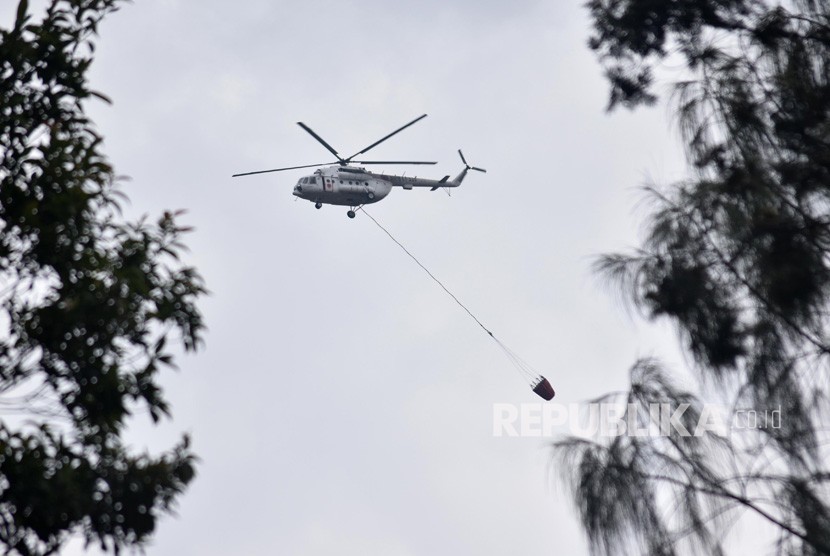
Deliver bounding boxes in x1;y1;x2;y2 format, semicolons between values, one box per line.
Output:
430;176;451;191
451;149;486;185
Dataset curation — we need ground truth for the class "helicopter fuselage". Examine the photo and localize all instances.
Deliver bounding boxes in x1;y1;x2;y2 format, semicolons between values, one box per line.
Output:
293;166;391;206
292;165;461;207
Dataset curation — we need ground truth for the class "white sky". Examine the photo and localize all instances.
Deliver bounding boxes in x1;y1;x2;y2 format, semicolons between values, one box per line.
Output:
1;0;714;554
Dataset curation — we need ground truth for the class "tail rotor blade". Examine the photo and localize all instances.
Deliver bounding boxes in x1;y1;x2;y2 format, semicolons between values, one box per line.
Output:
457;149;485;172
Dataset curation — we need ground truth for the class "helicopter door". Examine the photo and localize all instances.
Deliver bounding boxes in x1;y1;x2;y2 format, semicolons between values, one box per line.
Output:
323;177;334;192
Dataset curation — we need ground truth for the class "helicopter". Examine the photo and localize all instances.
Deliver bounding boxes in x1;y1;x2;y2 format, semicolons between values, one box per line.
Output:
232;114;486;218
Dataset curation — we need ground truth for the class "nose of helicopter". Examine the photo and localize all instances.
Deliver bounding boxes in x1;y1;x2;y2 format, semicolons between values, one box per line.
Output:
293;185;302;197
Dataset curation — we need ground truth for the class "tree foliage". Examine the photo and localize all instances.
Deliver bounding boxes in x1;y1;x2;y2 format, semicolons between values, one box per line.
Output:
0;0;205;553
554;0;830;554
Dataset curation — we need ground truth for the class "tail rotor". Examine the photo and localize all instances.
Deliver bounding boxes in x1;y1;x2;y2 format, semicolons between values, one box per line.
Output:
458;149;486;173
450;149;486;187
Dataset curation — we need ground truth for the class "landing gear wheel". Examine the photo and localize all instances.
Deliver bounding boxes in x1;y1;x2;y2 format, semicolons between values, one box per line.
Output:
347;210;356;219
315;202;322;209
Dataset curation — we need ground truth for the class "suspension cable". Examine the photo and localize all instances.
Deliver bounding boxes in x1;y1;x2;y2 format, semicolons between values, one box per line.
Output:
358;207;555;399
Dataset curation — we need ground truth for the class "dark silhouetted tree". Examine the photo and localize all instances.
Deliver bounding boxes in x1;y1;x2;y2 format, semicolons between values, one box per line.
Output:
554;1;830;554
0;0;205;553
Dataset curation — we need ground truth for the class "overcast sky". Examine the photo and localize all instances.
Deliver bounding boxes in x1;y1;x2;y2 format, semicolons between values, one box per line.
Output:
2;1;707;554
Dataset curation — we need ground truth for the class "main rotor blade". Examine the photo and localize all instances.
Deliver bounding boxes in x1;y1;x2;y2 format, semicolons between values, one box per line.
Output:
297;122;342;160
346;114;428;161
351;160;437;165
232;162;337;177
